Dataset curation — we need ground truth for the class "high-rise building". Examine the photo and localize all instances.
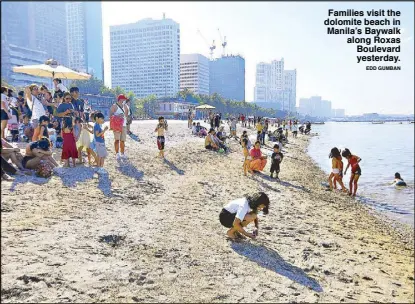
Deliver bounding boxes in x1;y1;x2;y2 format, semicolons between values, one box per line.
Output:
1;44;49;87
1;2;68;86
331;108;345;117
209;55;245;101
28;2;68;65
180;54;209;95
66;2;104;80
298;96;332;118
254;58;297;113
110;16;180;98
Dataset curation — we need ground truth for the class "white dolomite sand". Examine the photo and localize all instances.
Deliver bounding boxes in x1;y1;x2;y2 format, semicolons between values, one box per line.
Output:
1;120;413;303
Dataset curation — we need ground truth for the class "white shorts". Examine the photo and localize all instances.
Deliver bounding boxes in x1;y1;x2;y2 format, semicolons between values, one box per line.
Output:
332;168;340;174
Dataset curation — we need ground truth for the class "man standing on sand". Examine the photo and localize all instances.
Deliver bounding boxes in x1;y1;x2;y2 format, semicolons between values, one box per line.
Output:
70;87;84;119
109;94;129;160
187;109;193;129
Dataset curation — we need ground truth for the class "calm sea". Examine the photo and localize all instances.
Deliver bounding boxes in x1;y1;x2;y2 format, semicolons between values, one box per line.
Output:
307;122;414;226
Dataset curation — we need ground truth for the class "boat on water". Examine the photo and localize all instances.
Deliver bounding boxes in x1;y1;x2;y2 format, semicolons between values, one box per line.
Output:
372;121;385;124
410;121;415;124
313;122;325;125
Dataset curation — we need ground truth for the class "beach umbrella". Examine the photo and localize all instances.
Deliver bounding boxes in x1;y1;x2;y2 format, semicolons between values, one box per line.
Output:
195;104;215;109
12;59;91;80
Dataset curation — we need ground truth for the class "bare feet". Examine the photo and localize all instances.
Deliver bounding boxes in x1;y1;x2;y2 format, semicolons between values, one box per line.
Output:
1;173;14;181
226;230;237;240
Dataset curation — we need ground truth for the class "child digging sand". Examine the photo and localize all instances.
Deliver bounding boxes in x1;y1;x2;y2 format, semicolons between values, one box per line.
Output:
155;116;167;158
219;192;270;240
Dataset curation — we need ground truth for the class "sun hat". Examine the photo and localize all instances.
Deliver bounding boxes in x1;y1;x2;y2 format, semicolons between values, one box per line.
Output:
117;94;128;102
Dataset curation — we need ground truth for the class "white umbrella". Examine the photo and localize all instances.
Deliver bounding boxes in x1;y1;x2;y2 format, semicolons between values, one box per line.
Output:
12;59;91;80
195;104;215;109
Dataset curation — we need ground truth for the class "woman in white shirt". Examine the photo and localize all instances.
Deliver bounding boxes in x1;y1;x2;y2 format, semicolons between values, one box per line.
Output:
25;85;45;128
219;192;270;240
1;86;11;139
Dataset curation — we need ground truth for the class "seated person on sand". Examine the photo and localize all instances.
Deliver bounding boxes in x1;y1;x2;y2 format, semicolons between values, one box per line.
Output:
1;138;27;172
216;126;227;142
248;141;267;172
205;128;227;152
393;172;407;187
219;192;270;240
191;122;197;135
199;126;208;137
22;138;59;170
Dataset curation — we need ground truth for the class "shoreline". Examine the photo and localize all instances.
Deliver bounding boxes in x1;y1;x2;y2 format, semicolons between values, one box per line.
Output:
1;120;414;303
304;133;414;245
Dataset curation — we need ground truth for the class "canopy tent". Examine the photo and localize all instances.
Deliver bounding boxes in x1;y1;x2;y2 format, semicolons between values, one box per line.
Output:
195;104;215;110
12;59;91;80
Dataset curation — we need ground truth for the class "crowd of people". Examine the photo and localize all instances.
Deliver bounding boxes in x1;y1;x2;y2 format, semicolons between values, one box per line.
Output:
1;82;134;179
191;113;309;183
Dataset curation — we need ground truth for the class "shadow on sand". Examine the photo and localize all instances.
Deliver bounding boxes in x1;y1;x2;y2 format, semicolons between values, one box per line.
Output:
163;159;185;175
128;133;141;142
9;174;50;191
54;167;96;188
279;180;311;193
116;159;144;180
231;241;323;292
54;166;113;197
97;171;112;197
253;173;281;193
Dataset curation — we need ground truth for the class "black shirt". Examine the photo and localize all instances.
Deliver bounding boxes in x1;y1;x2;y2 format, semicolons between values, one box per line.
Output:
271;152;284;164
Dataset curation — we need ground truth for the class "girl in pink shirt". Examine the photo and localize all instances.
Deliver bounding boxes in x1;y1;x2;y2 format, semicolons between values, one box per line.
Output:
249;141;267;172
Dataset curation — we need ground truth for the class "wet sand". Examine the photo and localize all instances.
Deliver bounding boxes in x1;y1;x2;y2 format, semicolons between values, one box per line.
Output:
1;120;414;303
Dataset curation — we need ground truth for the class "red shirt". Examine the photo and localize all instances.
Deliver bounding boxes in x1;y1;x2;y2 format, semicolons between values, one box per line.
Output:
250;148;262;159
349;155;360;173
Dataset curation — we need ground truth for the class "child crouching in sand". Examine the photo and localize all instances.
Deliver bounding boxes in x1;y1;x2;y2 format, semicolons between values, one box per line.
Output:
219;192;270;240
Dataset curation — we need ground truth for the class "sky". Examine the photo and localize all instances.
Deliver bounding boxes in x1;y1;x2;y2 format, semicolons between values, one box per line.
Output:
101;2;414;115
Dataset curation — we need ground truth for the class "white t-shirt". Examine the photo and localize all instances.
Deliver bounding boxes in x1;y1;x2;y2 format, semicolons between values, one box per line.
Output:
114;103;127;127
57;83;68;92
292;124;298;131
1;93;9;109
27;95;46;121
224;197;250;221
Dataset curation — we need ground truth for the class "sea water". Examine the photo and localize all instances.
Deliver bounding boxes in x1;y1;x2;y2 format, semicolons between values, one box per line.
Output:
308;122;414;226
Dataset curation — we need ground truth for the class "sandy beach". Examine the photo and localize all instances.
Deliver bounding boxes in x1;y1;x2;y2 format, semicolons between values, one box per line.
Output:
1;120;414;303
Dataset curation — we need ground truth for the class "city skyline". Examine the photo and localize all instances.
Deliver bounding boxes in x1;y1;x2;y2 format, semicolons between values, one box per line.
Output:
102;1;414;115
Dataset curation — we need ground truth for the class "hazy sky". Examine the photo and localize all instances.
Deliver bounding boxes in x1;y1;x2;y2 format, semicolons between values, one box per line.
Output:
102;2;414;115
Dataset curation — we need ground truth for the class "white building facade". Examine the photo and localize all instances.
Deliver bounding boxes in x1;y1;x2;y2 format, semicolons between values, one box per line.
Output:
110;16;180;98
298;96;332;118
254;58;297;113
180;54;209;95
